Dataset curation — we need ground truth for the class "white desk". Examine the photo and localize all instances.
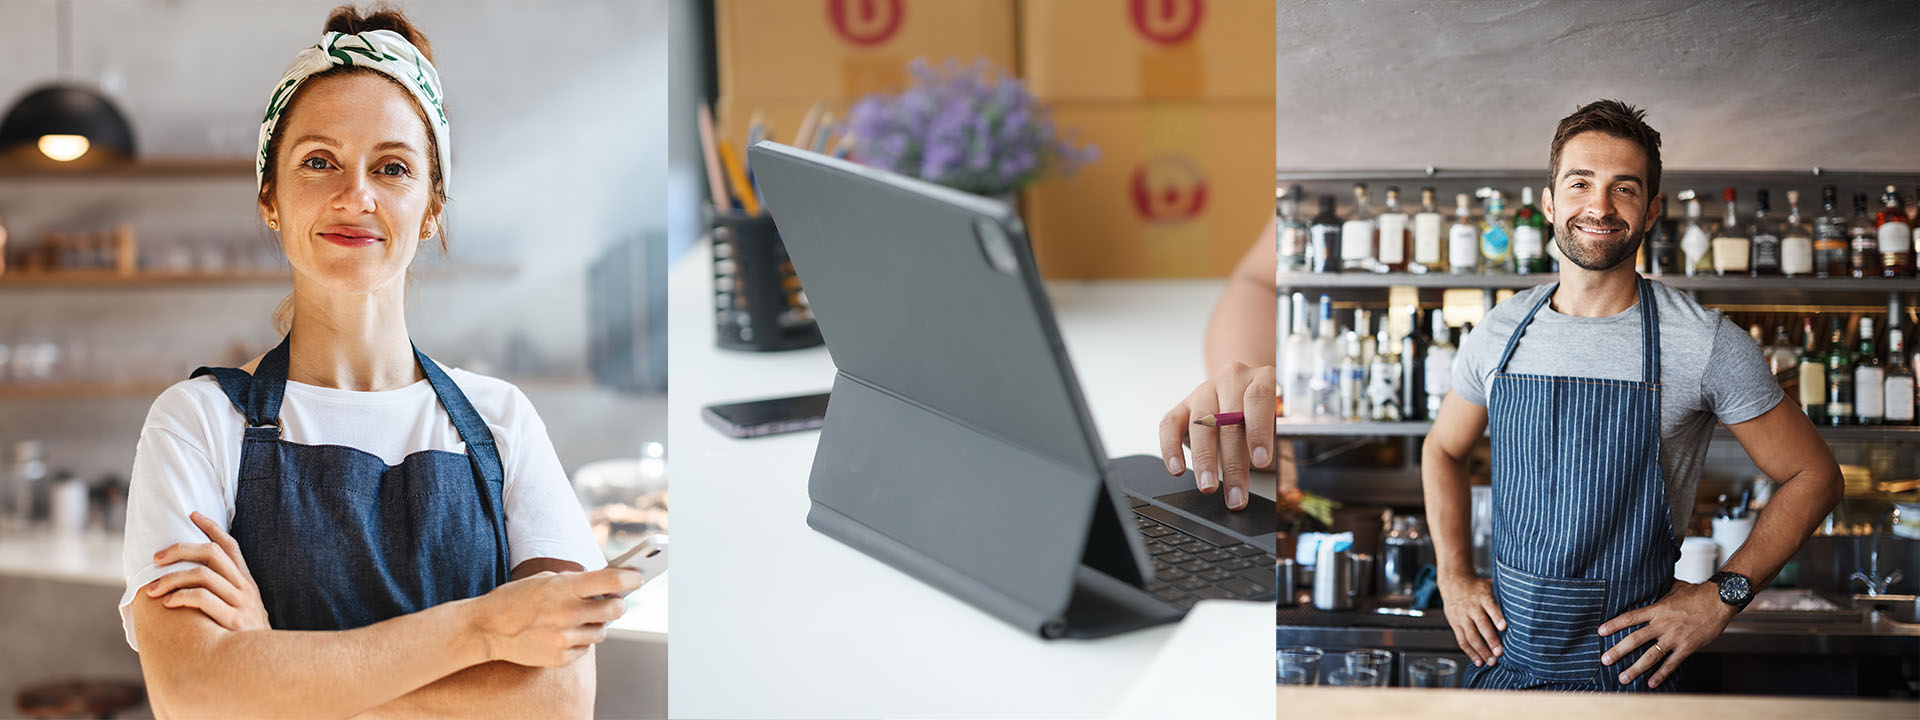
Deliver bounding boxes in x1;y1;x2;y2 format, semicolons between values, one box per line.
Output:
667;243;1274;718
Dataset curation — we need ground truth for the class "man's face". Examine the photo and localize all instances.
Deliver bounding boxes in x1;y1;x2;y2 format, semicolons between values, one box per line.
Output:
1543;132;1662;272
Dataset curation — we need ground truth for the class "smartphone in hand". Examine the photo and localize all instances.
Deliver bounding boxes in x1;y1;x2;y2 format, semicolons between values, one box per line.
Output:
597;534;669;599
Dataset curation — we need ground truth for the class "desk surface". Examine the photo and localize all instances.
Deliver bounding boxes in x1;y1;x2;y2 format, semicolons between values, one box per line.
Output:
666;242;1274;718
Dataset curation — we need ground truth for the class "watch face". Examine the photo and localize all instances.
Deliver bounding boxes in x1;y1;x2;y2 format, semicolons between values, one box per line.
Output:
1719;574;1752;603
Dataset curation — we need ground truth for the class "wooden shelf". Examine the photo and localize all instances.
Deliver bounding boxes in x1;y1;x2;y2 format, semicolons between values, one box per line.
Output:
0;264;516;290
1276;272;1920;293
1273;419;1920;442
0;157;252;180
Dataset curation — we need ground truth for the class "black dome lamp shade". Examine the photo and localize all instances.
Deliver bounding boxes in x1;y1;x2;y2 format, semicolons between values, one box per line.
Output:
0;84;137;163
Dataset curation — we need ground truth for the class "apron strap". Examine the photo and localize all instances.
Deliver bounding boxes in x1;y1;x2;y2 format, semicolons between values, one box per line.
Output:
414;345;512;586
1639;276;1661;386
1493;282;1559;375
187;334;293;431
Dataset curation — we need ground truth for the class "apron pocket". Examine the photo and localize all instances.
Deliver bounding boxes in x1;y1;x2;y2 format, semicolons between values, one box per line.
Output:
1493;558;1608;684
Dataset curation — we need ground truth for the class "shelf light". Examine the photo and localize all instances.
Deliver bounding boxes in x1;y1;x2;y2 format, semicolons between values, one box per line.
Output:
36;134;90;162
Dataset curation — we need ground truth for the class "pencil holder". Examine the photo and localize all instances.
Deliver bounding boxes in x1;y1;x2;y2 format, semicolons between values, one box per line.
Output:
707;206;823;352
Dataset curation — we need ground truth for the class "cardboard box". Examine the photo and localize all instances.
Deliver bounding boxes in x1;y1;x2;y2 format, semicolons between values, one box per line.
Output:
1022;101;1275;278
1019;0;1276;101
716;0;1018;101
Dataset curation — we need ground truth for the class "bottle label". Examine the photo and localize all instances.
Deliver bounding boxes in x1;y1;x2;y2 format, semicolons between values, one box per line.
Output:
1449;225;1479;269
1279;225;1307;257
1311;225;1340;270
1781;235;1814;275
1798;362;1826;407
1712;236;1750;272
1426;348;1454;396
1414;214;1443;264
1378;214;1407;264
1852;231;1878;255
1887;376;1916;421
1881;222;1912;254
1681;226;1711;262
1751;233;1782;269
1513;226;1543;259
1342;220;1375;261
1857;367;1886;418
1481;226;1511;258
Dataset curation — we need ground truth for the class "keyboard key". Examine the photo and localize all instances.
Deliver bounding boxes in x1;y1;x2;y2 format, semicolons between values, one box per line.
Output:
1217;558;1253;571
1234;567;1277;588
1255;554;1277;566
1175;576;1210;591
1134;505;1240;547
1154;587;1191;603
1216;577;1264;596
1175;559;1207;573
1157;566;1189;580
1198;568;1232;582
1224;544;1267;557
1140;525;1175;538
1191;586;1234;600
1162;533;1196;547
1194;549;1231;563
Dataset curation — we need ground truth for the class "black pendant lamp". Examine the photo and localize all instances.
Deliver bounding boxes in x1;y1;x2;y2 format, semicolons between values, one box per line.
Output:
0;0;136;164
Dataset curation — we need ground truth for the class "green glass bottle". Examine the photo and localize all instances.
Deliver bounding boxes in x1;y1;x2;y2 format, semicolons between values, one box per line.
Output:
1514;187;1550;274
1797;316;1827;425
1826;317;1855;427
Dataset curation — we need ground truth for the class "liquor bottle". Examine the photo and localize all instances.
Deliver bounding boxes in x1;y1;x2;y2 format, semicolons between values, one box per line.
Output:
1886;328;1915;425
1878;185;1914;278
1282;292;1315;419
1770;323;1796;376
1679;190;1713;276
1309;196;1342;274
1513;187;1549;274
1780;189;1815;278
1276;185;1309;272
1480;190;1514;273
1826;316;1855;427
1711;187;1750;276
1849;193;1878;278
1855;316;1885;425
1399;305;1426;422
1342;183;1378;273
1425;309;1455;419
1797;316;1827;424
1647;192;1679;275
1448;193;1480;274
1377;187;1410;273
1411;187;1446;274
1749;189;1782;276
1369;320;1402;421
1312;295;1339;418
1813;185;1850;278
1749;323;1766;347
1338;323;1366;422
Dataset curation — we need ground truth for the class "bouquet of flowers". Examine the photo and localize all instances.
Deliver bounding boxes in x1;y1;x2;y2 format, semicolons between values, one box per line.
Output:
846;59;1097;198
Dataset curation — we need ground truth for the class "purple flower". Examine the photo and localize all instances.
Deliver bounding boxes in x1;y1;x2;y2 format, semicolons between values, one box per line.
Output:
847;58;1095;196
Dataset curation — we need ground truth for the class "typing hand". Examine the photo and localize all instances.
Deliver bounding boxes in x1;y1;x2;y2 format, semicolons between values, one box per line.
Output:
1157;362;1276;511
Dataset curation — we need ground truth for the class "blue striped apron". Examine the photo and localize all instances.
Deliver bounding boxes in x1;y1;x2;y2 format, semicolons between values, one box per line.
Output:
1461;278;1681;692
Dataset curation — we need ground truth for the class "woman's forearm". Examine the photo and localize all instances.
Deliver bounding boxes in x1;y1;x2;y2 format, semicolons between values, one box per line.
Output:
1203;227;1278;374
349;653;595;720
136;591;488;720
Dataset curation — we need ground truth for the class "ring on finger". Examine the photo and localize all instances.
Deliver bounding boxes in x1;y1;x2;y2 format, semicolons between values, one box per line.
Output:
1650;642;1664;656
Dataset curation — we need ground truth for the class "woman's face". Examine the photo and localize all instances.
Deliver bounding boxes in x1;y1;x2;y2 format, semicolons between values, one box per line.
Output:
261;72;437;296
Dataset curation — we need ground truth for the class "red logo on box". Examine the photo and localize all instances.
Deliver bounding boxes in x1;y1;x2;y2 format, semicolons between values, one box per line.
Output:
1130;0;1204;45
1131;157;1208;222
828;0;905;46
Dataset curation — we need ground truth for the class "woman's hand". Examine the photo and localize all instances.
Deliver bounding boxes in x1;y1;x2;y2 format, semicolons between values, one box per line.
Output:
144;511;271;632
470;567;643;668
1158;362;1276;511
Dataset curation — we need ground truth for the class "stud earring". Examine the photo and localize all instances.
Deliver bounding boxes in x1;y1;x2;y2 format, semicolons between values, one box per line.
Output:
268;220;278;230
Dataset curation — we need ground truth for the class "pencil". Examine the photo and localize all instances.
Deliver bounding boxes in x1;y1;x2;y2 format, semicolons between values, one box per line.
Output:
716;142;759;216
696;102;730;209
1192;412;1245;428
793;103;822;148
811;112;836;153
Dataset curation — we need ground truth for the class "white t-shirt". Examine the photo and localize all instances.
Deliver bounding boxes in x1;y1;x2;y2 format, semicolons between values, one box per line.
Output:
118;368;606;651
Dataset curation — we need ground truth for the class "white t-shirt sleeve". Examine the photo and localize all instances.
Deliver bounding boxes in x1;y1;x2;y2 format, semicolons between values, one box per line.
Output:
499;386;607;573
118;381;237;652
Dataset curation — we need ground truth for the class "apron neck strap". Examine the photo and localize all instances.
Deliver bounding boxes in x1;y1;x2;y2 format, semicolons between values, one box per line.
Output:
1493;277;1660;385
412;344;504;486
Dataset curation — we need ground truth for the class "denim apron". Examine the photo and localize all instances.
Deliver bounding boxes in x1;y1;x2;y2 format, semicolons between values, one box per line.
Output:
189;335;510;631
1461;278;1681;692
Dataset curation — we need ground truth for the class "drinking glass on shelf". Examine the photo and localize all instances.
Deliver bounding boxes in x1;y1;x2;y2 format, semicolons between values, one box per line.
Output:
1277;646;1323;686
1345;648;1393;683
1325;668;1382;687
1407;657;1459;688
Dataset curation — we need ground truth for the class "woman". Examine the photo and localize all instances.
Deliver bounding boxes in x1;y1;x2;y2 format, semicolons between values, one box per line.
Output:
118;8;641;718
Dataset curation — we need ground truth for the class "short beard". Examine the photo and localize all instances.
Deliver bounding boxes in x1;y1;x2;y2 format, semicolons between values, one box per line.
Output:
1556;218;1642;272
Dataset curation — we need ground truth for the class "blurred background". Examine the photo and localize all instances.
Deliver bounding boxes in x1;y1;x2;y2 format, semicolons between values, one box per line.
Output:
0;1;668;717
1272;0;1920;696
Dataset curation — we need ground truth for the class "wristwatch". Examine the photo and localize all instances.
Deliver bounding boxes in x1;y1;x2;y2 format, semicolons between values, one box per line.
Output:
1708;571;1755;612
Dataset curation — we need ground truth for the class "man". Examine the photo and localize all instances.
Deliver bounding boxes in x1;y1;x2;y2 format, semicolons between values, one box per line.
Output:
1423;100;1842;692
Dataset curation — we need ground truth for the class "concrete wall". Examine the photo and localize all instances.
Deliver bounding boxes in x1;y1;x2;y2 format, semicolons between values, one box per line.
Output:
1276;0;1920;171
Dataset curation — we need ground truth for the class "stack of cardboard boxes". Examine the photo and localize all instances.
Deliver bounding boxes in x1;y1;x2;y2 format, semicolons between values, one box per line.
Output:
713;0;1274;278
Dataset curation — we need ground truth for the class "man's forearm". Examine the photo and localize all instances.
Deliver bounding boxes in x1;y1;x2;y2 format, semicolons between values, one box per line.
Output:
1719;467;1843;590
1421;442;1477;581
139;594;486;719
351;650;595;720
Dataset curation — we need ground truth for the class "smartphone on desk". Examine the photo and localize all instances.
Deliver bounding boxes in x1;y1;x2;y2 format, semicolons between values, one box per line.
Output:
701;391;830;438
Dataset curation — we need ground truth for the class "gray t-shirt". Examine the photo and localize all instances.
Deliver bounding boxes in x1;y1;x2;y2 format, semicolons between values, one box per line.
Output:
1452;280;1784;541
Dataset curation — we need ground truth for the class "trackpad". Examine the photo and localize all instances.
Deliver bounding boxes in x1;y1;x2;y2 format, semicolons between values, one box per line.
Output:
1154;489;1275;540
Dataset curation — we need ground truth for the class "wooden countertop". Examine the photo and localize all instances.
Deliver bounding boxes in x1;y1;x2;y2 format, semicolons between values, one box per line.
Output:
1277;685;1918;718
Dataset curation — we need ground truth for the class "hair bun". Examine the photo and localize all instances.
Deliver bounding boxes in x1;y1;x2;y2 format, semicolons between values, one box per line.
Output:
323;5;433;62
